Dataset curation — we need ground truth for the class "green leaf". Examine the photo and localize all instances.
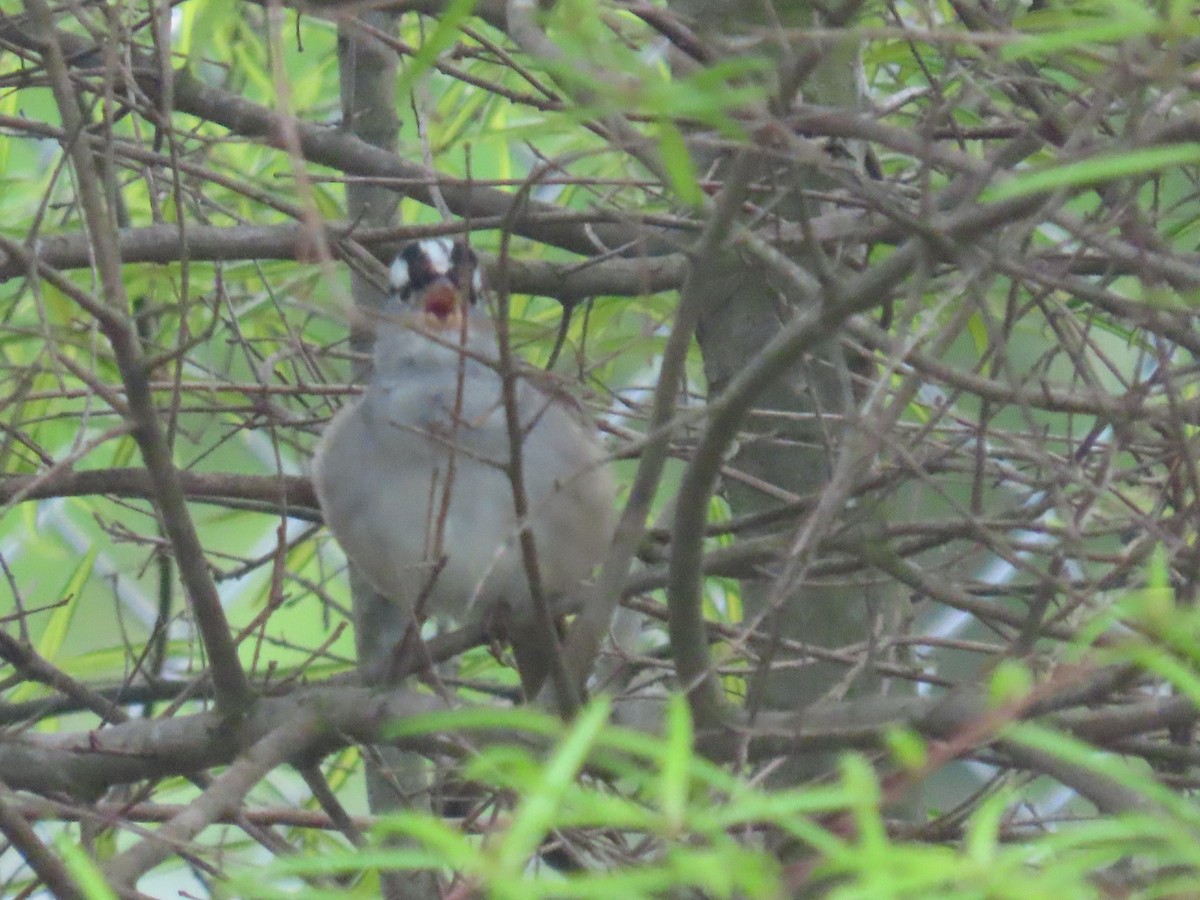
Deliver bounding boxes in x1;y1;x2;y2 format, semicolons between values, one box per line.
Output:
659;693;693;831
178;0;240;67
964;787;1012;864
656;123;704;207
54;835;118;900
10;547;96;704
984;144;1200;202
1003;1;1161;60
494;696;611;871
989;659;1034;705
395;0;480;101
1004;722;1195;823
839;755;886;853
376;813;481;872
386;702;563;740
883;726;927;771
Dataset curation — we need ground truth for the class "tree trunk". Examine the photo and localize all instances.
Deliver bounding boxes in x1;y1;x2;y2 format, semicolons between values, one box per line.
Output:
337;12;439;898
672;0;908;783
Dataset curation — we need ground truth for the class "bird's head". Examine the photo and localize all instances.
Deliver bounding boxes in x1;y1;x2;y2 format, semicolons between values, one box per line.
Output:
388;238;484;335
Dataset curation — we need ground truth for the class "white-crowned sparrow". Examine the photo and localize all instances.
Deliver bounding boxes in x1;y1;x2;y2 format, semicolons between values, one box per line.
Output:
313;239;617;698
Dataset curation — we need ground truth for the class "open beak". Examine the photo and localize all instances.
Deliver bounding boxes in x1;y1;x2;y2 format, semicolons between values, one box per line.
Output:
420;279;466;332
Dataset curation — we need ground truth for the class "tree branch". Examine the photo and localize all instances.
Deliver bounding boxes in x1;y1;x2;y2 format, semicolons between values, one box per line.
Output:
23;0;252;714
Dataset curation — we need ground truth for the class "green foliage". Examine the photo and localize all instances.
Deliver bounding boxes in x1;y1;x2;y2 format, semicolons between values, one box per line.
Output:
55;837;119;900
985;144;1200;203
1003;0;1182;61
4;0;1200;895
233;697;812;898
228;691;1200;899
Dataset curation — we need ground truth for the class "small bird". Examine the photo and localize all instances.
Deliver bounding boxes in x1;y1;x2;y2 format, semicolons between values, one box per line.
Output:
312;238;617;699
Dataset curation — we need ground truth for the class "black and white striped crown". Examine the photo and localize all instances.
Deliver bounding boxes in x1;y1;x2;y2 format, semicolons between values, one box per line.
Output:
389;238;484;305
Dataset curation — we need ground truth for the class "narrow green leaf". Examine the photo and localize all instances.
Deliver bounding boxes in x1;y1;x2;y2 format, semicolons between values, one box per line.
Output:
54;836;118;900
989;659;1034;705
656;123;705;207
1003;0;1160;60
395;0;480;100
883;726;927;771
376;813;481;873
495;696;611;871
1118;644;1200;710
984;144;1200;202
33;545;96;664
0;85;15;173
1003;18;1158;61
1005;722;1192;821
386;703;562;740
964;787;1012;863
659;693;693;831
839;755;886;853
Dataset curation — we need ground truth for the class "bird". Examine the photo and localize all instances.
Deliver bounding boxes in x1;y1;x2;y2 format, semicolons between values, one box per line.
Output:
312;238;618;700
